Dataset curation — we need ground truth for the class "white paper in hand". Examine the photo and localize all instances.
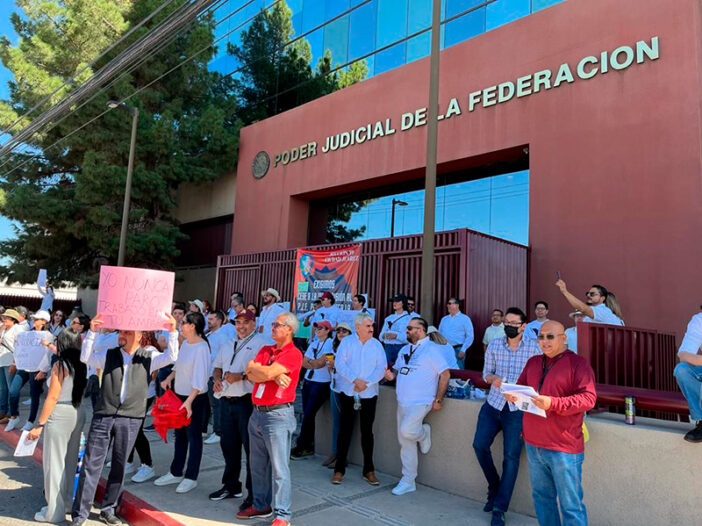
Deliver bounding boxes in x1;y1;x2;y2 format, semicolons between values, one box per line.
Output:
500;382;546;418
14;430;39;457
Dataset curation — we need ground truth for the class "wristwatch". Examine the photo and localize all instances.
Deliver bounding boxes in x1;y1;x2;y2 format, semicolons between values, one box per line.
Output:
241;372;247;381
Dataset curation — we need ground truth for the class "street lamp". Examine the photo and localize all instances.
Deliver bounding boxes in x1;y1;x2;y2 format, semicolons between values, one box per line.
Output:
107;100;139;267
390;198;408;237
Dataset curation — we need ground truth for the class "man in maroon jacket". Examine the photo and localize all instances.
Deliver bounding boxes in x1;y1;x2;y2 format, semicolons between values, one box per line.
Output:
505;320;596;526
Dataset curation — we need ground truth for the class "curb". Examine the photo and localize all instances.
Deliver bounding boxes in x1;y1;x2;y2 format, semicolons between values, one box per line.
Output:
0;425;185;526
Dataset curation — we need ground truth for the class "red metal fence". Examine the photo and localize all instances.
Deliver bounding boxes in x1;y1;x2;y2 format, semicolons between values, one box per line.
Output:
216;228;528;366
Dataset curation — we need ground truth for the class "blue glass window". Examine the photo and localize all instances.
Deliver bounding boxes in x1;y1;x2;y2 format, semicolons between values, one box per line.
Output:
531;0;565;12
348;0;377;62
324;16;350;65
374;43;406;74
376;0;409;48
406;0;431;62
444;6;485;48
325;0;351;18
486;0;530;30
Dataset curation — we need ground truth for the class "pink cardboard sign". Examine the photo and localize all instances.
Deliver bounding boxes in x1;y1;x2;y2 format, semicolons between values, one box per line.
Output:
97;266;175;330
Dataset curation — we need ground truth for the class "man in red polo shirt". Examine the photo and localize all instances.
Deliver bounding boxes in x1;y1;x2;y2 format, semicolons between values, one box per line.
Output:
506;320;596;526
236;312;302;526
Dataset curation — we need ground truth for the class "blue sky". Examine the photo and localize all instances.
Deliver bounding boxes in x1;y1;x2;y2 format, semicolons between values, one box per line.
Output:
0;4;18;242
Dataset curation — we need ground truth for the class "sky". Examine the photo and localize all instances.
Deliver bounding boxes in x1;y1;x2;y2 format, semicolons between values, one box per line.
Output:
0;4;18;242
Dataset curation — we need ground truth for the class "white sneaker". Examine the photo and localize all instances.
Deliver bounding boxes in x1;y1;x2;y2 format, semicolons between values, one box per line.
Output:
124;462;135;475
131;465;155;483
34;510;50;522
175;478;198;493
204;433;220;445
22;398;31;406
154;473;183;486
419;423;431;454
5;417;21;432
22;421;34;432
392;479;417;496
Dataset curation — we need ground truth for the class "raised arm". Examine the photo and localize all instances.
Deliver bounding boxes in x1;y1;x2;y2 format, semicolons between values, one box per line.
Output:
150;315;179;372
556;279;595;319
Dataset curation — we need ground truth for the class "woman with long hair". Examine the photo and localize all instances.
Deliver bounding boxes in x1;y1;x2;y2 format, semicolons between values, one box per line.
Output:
27;327;88;523
556;280;625;326
427;326;459;369
154;312;210;493
322;322;352;468
48;310;65;336
127;331;161;483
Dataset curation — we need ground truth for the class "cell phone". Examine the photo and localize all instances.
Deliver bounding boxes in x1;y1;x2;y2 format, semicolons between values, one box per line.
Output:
555;270;561;281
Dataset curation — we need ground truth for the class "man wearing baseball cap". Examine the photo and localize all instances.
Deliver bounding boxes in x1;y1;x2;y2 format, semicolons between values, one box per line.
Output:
379;294;413;365
257;288;285;345
210;309;266;510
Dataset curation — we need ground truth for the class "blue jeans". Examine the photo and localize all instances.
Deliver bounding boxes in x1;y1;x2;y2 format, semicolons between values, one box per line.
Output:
248;405;296;520
453;344;465;369
674;362;702;421
525;444;587;526
472;402;524;512
0;366;11;414
384;344;404;366
331;390;341;454
170;393;208;480
9;369;45;421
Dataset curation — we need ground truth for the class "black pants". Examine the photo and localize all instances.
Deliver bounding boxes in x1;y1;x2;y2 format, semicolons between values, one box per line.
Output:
128;397;154;466
170;393;208;480
295;380;330;452
220;394;253;497
72;414;142;521
335;393;377;475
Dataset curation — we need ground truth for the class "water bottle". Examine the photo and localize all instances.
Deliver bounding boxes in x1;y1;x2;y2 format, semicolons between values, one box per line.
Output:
73;433;86;498
353;394;361;410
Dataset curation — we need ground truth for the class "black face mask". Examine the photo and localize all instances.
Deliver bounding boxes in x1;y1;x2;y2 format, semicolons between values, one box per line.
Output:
504;325;520;339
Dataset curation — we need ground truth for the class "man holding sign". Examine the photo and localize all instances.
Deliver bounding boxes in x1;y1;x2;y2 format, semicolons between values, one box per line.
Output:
505;321;596;526
71;300;179;525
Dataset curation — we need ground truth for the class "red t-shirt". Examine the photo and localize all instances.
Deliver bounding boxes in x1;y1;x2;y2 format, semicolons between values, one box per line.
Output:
517;350;597;454
251;341;302;405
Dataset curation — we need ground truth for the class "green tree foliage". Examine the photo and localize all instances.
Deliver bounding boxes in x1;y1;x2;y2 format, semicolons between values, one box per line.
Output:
229;1;367;125
0;0;239;285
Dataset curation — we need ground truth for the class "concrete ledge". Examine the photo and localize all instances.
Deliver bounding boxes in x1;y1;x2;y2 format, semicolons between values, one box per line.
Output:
315;386;702;526
0;425;185;526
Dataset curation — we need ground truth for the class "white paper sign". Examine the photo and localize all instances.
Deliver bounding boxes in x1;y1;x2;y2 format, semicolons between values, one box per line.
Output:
37;269;47;287
14;331;52;371
501;382;547;417
14;430;39;457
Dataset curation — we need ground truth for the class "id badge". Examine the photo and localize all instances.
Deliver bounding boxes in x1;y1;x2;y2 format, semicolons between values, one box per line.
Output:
399;367;410;375
255;383;265;399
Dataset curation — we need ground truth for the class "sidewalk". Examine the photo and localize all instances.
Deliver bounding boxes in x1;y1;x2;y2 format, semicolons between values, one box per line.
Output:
1;383;539;526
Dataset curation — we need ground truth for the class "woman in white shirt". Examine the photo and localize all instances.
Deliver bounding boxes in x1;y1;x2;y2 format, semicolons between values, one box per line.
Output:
155;312;211;494
322;322;352;468
291;320;334;459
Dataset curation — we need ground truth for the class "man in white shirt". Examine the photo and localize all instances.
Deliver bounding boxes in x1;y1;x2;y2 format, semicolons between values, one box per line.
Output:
380;294;413;365
556;280;625;326
438;297;474;369
565;310;585;353
210;309;266;509
204;311;236;445
483;309;506;351
674;310;702;443
332;312;387;486
257;288;285;344
384;317;449;495
524;301;549;340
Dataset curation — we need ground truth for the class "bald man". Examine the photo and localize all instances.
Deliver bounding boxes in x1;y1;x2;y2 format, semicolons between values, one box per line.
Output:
505;320;596;526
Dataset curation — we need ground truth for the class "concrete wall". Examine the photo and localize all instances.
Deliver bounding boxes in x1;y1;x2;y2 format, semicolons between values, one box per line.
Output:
174;170;236;224
315;387;702;525
77;287;98;316
173;267;217;304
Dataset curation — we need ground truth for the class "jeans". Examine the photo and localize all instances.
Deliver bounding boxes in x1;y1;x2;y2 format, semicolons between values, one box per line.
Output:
525;444;587;526
472;402;524;513
170;393;208;480
295;380;330;452
128;397;154;466
220;394;253;498
331;390;341;454
0;365;13;414
9;370;45;422
383;344;404;366
453;344;465;370
335;393;377;475
248;405;296;520
397;403;432;482
674;362;702;421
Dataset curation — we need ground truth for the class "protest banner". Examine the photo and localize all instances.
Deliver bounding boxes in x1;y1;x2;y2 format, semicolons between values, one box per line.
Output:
37;269;47;287
97;266;175;330
293;245;361;315
14;331;53;371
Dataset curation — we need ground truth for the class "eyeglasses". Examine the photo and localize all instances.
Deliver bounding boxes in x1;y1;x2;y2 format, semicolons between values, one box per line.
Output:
585;291;599;297
406;326;421;331
504;322;522;328
271;322;288;329
407;303;415;307
314;326;328;331
337;328;350;334
537;333;565;340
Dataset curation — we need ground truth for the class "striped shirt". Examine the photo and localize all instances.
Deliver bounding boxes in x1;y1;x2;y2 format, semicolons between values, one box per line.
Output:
483;336;541;411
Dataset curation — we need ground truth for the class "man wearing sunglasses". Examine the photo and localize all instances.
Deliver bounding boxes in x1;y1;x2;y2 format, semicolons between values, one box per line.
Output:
438;297;474;369
506;321;596;526
473;307;540;526
384;317;450;496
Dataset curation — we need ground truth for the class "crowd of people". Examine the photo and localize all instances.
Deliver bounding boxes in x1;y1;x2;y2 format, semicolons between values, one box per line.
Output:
0;275;700;526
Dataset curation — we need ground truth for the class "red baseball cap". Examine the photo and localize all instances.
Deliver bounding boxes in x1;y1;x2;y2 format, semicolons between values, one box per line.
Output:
235;310;256;322
313;320;333;331
320;291;334;301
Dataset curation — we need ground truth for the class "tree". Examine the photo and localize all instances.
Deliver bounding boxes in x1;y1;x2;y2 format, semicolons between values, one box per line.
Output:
0;0;239;286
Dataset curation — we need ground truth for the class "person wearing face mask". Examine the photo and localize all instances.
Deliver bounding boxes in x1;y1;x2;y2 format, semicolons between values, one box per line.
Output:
472;307;541;526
